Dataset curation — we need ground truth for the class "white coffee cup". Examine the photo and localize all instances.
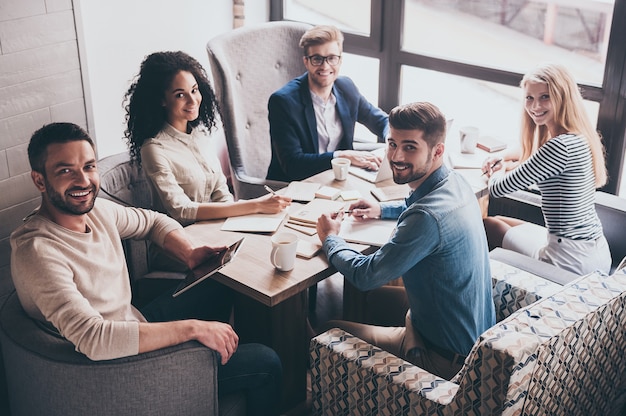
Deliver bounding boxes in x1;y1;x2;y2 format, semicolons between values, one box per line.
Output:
270;232;298;272
459;126;479;154
331;157;351;181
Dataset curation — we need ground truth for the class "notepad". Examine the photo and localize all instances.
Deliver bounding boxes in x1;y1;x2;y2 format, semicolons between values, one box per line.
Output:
281;181;320;202
289;199;346;225
447;151;485;169
340;190;362;201
370;185;410;202
315;185;342;200
476;136;507;153
296;240;322;258
221;211;287;232
339;217;396;247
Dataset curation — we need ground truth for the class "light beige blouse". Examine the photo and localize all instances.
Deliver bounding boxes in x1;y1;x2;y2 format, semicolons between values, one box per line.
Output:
141;123;233;224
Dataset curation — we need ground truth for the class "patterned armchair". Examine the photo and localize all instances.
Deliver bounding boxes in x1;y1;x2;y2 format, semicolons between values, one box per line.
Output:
311;261;626;415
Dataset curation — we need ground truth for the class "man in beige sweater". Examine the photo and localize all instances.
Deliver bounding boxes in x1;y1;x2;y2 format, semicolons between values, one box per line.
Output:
10;122;281;415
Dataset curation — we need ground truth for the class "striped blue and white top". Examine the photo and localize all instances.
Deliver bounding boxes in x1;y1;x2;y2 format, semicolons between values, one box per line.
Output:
489;134;603;241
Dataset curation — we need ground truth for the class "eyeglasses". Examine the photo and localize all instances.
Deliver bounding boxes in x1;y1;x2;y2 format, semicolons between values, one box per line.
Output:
306;54;342;66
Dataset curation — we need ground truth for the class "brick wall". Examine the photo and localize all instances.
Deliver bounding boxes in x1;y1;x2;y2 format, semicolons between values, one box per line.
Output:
0;0;87;298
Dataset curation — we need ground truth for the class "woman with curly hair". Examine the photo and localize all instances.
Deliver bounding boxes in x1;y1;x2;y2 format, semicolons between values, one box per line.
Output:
123;51;290;226
482;63;611;275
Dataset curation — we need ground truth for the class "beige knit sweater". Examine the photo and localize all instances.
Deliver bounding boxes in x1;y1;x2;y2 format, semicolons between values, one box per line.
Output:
10;198;181;360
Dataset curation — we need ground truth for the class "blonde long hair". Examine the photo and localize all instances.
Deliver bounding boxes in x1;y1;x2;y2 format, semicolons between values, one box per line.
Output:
519;63;607;187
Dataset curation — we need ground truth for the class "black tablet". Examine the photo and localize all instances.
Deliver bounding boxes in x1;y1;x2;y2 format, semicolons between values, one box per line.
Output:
172;238;245;297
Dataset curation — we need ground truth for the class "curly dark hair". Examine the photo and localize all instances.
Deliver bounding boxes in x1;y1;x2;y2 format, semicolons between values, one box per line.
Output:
123;51;220;166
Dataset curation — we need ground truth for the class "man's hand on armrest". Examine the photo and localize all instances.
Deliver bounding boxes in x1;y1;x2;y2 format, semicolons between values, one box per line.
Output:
139;320;238;365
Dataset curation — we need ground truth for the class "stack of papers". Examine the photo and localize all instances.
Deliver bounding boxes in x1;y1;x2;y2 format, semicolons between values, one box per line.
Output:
285;199;346;236
288;199;346;226
284;199;397;247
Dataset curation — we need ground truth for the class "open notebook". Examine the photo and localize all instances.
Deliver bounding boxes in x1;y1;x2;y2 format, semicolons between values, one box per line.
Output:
220;211;287;233
339;216;396;247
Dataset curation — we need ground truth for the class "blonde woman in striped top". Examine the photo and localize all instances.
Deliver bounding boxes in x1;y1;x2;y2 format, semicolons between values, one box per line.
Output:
482;63;611;275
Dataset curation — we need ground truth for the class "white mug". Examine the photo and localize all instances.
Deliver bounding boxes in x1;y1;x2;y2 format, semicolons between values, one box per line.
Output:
331;157;351;181
459;126;479;154
270;232;298;271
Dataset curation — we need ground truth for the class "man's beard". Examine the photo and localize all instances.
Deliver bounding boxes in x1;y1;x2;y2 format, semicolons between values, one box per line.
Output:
45;180;98;215
392;161;431;185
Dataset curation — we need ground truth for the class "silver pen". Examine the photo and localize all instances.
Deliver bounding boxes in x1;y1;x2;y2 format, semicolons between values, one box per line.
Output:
482;159;502;176
264;185;277;195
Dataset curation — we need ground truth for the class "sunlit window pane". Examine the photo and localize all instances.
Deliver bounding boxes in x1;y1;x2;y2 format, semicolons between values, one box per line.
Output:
402;0;613;86
401;66;522;149
283;0;371;35
342;53;380;142
400;66;599;152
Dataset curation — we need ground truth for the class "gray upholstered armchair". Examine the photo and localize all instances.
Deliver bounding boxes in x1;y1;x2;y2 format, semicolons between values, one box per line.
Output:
0;152;246;415
0;291;234;416
206;21;312;200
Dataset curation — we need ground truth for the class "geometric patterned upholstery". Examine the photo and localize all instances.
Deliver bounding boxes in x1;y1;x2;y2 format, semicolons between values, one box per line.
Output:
311;265;626;415
490;259;563;322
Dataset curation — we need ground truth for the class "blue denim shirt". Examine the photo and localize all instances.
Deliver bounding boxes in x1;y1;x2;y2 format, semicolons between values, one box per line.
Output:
323;165;495;355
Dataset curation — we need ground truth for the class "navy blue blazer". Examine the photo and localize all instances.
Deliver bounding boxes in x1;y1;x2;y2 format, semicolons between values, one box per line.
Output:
266;73;389;181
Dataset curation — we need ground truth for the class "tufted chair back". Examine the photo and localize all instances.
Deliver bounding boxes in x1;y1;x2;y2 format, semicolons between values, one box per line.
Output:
206;21;312;199
97;152;185;307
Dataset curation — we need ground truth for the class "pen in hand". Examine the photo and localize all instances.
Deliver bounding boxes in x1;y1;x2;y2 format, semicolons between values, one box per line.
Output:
264;185;277;195
482;159;503;176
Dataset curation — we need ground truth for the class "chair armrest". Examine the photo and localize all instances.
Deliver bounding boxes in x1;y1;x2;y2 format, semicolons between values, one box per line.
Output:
490;254;564;322
490;247;579;285
488;189;544;226
231;169;289;200
310;328;458;415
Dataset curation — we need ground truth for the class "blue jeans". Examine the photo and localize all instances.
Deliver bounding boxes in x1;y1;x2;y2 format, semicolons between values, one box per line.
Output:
141;279;282;416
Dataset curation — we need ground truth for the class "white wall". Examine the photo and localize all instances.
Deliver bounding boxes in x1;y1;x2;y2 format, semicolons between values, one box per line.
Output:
74;0;270;158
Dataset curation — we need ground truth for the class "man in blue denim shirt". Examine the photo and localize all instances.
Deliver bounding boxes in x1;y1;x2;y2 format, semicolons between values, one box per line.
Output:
317;102;495;379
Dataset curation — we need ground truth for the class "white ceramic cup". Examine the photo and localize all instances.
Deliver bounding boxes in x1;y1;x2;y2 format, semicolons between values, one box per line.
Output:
270;232;298;272
331;157;351;180
459;126;479;154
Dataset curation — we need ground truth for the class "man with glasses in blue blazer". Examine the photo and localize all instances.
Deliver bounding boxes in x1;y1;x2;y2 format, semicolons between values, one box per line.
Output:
267;25;389;181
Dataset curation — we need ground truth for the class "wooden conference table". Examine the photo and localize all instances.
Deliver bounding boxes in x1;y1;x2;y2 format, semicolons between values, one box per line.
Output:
183;165;488;409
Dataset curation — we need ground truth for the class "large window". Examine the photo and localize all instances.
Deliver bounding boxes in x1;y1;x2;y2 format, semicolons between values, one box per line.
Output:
402;0;612;87
282;0;371;36
272;0;626;195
